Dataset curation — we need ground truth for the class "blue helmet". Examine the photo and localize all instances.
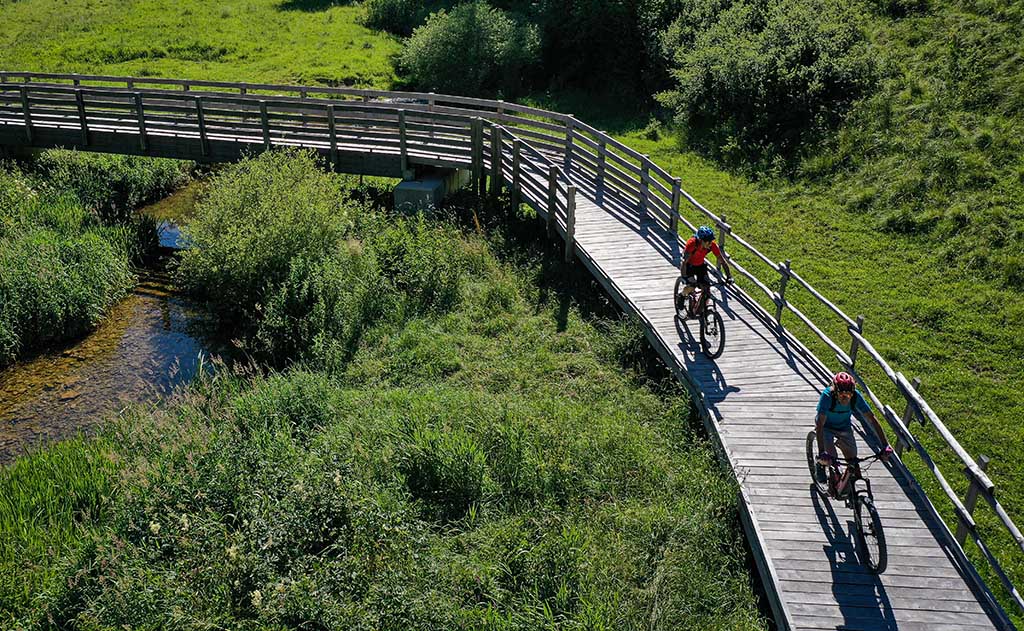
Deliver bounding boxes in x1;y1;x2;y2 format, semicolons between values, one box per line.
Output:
696;226;715;241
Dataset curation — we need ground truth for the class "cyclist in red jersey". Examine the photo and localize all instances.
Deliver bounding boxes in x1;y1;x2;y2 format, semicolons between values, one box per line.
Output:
680;225;733;302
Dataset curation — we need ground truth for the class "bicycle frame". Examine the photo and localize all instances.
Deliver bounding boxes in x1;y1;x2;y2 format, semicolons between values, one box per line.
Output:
825;454;881;508
685;281;727;319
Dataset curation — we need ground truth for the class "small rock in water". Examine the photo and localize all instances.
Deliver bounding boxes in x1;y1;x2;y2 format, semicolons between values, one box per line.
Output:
58;390;81;401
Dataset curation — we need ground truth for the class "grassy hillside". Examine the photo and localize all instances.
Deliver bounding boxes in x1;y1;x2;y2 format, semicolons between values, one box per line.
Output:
0;0;400;87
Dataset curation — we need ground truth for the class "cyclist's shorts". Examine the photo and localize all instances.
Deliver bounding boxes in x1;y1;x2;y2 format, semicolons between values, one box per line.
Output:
823;426;858;460
686;263;711;287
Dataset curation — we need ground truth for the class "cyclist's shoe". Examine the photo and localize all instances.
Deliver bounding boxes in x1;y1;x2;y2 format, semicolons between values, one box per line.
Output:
675;292;686;312
815;463;827;484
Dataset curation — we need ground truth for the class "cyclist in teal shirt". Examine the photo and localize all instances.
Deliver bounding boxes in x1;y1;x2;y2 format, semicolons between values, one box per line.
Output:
815;372;893;483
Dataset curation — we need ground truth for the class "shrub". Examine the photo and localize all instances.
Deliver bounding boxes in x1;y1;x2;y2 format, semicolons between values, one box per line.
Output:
399;1;540;97
0;228;133;364
256;249;391;366
177;150;353;328
32;150;192;225
660;0;878;163
365;215;467;315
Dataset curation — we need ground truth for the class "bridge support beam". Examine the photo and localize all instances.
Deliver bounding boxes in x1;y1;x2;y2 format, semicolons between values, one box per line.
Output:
394;167;471;214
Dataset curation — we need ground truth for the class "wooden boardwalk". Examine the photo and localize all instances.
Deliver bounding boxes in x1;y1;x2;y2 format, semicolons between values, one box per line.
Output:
0;73;1015;630
566;194;1008;630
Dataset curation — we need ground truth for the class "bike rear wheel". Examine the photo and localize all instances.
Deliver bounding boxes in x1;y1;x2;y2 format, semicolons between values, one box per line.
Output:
673;277;686;319
854;494;888;574
806;430;829;495
699;308;725;358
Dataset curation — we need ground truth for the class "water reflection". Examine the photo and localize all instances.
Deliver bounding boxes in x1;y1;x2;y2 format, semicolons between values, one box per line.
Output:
0;180;212;465
0;271;211;464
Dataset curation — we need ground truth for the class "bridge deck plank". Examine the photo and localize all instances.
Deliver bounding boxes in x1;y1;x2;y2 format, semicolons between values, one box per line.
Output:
568;188;1005;630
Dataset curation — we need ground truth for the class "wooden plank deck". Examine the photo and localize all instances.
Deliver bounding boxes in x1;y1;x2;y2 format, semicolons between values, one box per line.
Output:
566;194;1008;630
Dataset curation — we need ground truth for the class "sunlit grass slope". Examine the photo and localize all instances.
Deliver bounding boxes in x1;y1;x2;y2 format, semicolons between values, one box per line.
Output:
0;0;400;87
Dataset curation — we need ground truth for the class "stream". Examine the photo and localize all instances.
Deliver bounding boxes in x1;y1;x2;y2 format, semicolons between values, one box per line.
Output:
0;183;214;465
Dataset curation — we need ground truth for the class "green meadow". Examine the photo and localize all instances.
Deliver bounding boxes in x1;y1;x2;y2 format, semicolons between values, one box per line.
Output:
1;0;1023;623
0;151;766;629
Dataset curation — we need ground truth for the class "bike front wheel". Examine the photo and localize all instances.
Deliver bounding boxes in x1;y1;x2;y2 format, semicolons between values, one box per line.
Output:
854;494;888;574
699;308;725;358
806;430;829;496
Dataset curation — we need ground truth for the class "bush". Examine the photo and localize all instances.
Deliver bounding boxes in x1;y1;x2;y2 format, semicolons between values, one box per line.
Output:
0;228;133;364
399;1;540;97
32;150;192;225
362;0;444;36
177;150;353;328
256;249;391;366
366;215;467;315
660;0;877;163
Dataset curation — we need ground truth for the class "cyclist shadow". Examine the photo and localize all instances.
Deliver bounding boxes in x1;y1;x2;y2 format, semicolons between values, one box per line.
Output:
673;315;741;403
811;487;898;630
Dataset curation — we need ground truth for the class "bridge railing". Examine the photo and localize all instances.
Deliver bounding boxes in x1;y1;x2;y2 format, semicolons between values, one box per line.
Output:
1;71;1020;618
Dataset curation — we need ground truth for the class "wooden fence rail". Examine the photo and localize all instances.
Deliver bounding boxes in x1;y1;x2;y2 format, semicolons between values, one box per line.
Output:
1;71;1021;617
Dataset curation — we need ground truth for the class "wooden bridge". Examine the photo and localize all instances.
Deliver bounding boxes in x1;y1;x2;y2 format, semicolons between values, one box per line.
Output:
2;72;1022;630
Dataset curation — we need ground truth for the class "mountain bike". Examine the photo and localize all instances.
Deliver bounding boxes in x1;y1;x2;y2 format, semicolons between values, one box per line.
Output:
674;277;727;359
805;429;888;574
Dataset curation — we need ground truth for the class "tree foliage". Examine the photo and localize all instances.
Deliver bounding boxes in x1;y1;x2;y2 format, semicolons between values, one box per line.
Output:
658;0;878;163
399;1;540;97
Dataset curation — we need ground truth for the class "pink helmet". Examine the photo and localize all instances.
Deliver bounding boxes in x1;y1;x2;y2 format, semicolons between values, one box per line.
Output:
833;371;855;392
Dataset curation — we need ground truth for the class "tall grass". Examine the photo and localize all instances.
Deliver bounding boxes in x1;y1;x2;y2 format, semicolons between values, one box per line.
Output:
0;152;765;629
0;437;115;617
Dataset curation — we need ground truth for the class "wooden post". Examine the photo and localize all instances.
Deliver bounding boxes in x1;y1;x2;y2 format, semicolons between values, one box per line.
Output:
849;315;866;368
563;117;574;174
639;156;650;219
775;260;791;324
490;125;503;197
511;138;521;209
565;184;576;263
899;376;923;452
716;214;728;275
398;109;409;180
670;178;681;235
327;104;338;171
19;86;32;143
956;454;991;545
240;87;247;95
428;92;436;138
471;118;483;197
75;89;89;147
195;96;209;157
134;92;147;152
182;83;190;92
596;137;607;204
72;76;80;87
547;165;557;237
127;79;134;89
260;101;271;151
